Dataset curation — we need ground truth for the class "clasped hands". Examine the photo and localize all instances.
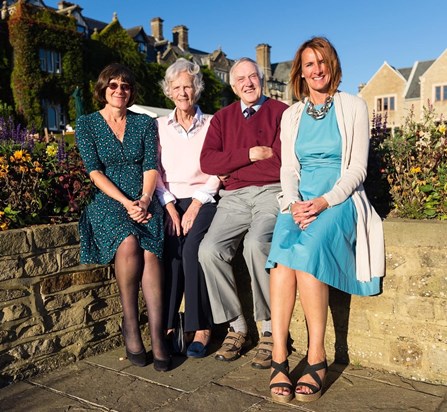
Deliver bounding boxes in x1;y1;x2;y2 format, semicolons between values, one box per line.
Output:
125;199;152;224
290;197;329;230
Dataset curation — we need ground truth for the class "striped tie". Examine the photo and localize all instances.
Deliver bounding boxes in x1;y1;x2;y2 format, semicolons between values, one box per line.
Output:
244;107;256;118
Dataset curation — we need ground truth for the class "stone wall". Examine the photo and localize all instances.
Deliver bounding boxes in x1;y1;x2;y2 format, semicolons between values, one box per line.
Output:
290;218;447;385
0;223;122;387
0;220;446;386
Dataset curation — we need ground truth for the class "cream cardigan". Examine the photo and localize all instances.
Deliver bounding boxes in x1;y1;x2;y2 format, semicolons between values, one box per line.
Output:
278;91;385;282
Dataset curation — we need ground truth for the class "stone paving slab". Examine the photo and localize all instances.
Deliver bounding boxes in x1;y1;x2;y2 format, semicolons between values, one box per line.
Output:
86;345;253;393
29;361;181;411
0;380;103;411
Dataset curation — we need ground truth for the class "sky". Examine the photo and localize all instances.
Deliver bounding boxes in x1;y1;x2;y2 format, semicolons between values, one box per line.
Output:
45;0;447;95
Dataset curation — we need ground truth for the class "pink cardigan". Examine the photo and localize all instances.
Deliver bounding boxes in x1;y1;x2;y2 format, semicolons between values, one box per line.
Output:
156;112;220;205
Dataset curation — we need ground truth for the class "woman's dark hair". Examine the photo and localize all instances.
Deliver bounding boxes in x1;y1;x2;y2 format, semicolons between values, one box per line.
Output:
289;37;342;100
93;63;137;107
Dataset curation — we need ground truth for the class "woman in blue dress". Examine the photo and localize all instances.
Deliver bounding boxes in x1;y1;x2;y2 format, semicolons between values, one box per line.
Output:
267;38;384;403
76;63;170;371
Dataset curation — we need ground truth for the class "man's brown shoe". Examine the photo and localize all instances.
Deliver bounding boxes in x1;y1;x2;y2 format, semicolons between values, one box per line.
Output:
215;328;249;362
251;331;273;369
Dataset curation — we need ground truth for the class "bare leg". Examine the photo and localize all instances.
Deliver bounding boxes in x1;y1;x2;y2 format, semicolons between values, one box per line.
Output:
270;264;297;396
114;235;144;353
141;250;169;361
192;329;211;345
296;270;328;394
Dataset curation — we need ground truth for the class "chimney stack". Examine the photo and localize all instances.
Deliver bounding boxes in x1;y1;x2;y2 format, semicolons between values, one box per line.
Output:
172;25;189;51
151;17;164;41
256;44;272;80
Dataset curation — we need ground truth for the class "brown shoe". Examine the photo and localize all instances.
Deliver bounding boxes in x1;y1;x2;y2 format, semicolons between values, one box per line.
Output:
251;331;273;369
215;328;249;362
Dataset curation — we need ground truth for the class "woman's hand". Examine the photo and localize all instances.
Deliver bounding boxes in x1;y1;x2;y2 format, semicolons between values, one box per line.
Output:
165;202;181;236
125;199;152;224
290;197;329;230
181;199;202;235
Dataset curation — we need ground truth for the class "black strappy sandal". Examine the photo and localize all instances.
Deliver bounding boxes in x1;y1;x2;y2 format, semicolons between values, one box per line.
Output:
270;359;294;403
295;359;328;402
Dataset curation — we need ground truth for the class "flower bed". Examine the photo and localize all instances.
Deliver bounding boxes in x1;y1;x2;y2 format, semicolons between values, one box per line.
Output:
365;102;447;220
0;117;91;230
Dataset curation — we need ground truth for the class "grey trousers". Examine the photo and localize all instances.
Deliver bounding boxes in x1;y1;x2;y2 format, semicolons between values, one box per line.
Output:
198;184;280;325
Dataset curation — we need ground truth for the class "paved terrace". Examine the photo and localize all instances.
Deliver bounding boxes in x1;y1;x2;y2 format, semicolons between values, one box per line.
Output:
1;339;446;412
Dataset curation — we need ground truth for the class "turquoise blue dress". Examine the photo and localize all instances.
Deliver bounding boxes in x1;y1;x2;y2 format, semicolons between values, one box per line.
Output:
266;104;380;296
76;111;164;264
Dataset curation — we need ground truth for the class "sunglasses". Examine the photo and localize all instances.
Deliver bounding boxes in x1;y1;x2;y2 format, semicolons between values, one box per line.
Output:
107;82;132;92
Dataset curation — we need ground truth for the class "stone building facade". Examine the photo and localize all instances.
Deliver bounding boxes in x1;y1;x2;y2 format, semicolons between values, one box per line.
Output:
359;49;447;128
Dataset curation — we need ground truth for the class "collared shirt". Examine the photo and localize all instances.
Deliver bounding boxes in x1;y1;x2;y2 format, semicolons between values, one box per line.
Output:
241;95;267;117
167;105;207;139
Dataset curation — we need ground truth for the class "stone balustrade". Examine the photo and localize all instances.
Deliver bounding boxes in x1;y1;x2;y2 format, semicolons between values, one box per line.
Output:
0;219;446;387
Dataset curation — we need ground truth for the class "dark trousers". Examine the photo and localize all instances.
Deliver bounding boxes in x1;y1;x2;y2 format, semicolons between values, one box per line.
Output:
164;198;216;332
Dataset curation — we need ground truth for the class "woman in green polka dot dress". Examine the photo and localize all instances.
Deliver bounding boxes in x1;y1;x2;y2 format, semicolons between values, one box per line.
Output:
76;63;170;371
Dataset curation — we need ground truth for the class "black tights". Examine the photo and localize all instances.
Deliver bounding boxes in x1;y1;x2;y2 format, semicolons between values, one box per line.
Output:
114;235;168;360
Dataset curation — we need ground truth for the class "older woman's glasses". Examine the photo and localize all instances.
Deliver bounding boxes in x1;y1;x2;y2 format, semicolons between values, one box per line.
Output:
108;82;131;92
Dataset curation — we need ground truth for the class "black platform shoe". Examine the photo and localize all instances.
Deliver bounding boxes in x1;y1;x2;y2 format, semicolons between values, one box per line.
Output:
120;319;147;367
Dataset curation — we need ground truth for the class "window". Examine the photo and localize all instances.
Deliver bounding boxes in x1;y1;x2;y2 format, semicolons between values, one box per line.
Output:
434;84;447;101
42;100;65;131
39;49;62;74
77;25;87;35
137;42;147;54
376;95;395;112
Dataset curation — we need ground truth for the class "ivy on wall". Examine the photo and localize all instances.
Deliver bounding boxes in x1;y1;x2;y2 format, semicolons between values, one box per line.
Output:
8;2;83;130
0;20;13;110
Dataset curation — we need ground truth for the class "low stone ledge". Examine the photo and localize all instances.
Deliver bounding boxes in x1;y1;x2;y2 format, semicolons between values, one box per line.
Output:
0;219;446;387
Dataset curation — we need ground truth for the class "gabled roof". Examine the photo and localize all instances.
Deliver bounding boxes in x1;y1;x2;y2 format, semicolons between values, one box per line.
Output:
127;26;146;39
402;60;435;99
83;16;107;34
272;61;292;83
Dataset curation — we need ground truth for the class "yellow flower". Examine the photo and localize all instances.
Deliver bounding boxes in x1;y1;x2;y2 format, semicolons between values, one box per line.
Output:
13;149;25;160
33;161;43;173
10;150;31;163
410;166;421;174
19;165;29;173
438;124;446;134
0;221;8;231
0;164;9;178
46;144;58;157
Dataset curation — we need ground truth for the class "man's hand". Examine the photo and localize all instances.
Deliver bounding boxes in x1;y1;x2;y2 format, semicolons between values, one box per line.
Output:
249;146;273;162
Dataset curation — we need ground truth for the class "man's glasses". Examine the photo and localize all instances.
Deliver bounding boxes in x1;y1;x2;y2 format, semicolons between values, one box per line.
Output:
108;82;132;92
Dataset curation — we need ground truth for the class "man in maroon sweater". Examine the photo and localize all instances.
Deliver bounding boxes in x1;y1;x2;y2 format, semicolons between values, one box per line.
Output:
199;58;288;368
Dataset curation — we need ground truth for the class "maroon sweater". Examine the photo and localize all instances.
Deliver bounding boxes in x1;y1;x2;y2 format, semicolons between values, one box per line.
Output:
200;98;288;190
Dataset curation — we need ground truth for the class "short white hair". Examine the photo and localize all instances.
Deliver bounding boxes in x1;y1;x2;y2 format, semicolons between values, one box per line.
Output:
160;58;204;102
229;57;264;86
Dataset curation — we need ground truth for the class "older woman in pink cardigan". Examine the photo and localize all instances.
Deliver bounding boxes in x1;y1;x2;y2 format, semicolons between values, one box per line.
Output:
156;58;220;358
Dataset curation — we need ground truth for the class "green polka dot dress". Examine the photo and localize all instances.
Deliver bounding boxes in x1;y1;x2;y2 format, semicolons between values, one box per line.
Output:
76;111;163;264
